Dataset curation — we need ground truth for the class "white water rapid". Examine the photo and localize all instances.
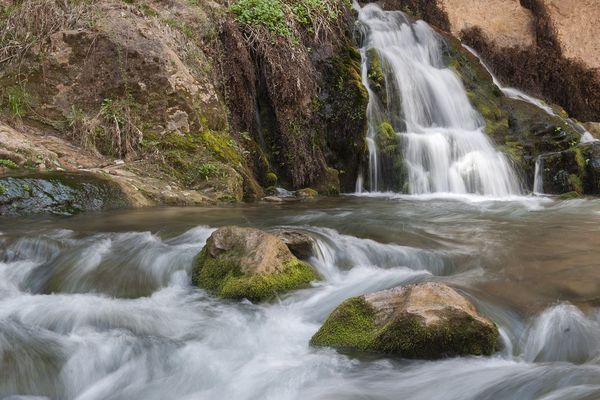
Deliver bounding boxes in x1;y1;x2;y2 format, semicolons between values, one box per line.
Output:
3;197;600;399
356;4;520;196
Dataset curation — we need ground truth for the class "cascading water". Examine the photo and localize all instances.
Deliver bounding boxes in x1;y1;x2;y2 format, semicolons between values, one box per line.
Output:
356;4;520;196
463;44;598;145
533;156;544;195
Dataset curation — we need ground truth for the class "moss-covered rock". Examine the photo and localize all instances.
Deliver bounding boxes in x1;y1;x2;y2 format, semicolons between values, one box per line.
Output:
296;188;319;199
192;226;318;302
441;31;587;192
311;282;499;359
375;122;408;192
319;43;370;192
313;167;341;196
540;142;600;195
367;48;388;108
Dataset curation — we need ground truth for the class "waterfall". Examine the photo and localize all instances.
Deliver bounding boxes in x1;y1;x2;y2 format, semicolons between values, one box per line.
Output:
356;4;520;196
533;156;544;195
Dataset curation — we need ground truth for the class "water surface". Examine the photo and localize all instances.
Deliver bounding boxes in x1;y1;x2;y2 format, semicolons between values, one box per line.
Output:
1;195;600;399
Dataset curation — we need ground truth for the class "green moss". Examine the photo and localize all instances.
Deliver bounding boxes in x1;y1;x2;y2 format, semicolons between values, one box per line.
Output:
367;49;385;93
229;0;291;38
311;297;498;358
375;122;408;192
568;174;583;194
0;159;18;169
310;297;377;350
573;147;586;170
296;187;318;198
559;191;582;199
192;248;318;302
374;311;498;358
201;130;243;165
266;172;278;186
0;183;6;195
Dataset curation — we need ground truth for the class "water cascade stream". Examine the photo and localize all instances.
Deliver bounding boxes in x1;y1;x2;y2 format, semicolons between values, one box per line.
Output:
2;200;600;399
356;4;520;196
533;156;544;195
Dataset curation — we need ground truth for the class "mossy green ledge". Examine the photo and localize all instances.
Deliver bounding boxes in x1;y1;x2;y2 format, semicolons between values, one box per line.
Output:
311;282;499;359
191;226;319;302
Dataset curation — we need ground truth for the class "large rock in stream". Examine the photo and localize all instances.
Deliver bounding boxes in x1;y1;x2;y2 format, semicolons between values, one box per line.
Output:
311;282;498;359
192;226;318;302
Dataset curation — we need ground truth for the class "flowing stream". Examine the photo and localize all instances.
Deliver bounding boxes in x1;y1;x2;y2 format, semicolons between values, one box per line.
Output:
2;197;600;399
356;4;520;195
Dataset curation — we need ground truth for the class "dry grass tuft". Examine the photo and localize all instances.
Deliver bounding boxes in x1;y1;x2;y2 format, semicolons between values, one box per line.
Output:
0;0;94;66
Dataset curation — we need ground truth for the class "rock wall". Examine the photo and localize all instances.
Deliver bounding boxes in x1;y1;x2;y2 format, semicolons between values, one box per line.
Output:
367;0;600;122
0;0;370;212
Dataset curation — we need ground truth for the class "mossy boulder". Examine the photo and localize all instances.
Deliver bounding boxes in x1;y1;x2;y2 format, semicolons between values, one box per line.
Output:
296;188;318;199
311;282;498;359
313;167;340;196
192;226;318;302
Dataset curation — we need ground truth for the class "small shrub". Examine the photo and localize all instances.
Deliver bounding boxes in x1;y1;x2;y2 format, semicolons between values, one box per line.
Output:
98;98;143;158
6;86;26;118
229;0;291;37
197;163;219;180
292;0;337;28
0;159;18;169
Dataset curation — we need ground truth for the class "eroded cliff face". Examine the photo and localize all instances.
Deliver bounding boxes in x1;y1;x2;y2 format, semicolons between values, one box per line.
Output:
369;0;600;122
0;0;369;212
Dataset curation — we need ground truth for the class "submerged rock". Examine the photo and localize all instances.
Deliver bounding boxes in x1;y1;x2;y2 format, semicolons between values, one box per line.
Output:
192;226;318;302
311;282;498;359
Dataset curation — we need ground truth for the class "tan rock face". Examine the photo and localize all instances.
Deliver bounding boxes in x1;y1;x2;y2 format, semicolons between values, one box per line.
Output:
364;282;494;327
543;0;600;70
438;0;599;72
205;226;294;275
269;229;315;259
441;0;535;48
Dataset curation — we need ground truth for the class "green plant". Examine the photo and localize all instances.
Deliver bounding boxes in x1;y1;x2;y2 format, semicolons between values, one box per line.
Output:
197;163;219;180
98;97;142;158
0;159;18;169
229;0;291;37
6;86;26;117
0;183;6;195
292;0;337;28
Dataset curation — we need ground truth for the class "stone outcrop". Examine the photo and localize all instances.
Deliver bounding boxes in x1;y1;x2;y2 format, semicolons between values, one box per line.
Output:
0;0;371;213
192;226;318;302
0;172;130;216
269;228;316;259
311;282;499;359
539;142;600;196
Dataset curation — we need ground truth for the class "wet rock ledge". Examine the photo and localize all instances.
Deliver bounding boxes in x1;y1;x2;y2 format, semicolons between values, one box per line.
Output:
192;226;318;302
311;282;499;359
0;172;129;216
